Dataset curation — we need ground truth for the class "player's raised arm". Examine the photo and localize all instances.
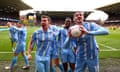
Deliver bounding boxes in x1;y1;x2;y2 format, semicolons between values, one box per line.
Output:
85;10;109;35
87;22;109;35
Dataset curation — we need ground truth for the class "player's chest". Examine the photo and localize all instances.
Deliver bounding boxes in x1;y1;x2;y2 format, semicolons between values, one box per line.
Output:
61;29;68;37
36;32;54;41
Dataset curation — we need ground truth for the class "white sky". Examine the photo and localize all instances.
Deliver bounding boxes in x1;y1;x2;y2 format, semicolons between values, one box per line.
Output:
20;0;120;15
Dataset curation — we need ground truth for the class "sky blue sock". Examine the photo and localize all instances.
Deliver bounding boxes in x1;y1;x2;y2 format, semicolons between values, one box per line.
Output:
23;55;29;66
59;63;64;72
10;56;17;68
50;65;54;72
67;67;72;72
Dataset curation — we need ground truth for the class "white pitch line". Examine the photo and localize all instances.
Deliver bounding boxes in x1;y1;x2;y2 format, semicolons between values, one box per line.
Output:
99;43;118;51
0;51;36;54
100;49;120;51
0;43;120;54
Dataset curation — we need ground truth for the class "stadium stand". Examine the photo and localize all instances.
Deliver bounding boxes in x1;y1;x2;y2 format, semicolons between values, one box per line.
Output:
0;0;32;26
97;2;120;25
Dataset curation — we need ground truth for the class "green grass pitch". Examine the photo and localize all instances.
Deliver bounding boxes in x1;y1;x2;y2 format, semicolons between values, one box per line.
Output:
0;27;120;60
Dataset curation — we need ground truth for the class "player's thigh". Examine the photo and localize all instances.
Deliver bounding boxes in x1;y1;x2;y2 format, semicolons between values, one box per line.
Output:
68;51;75;63
75;57;86;72
36;62;45;72
60;51;67;63
87;58;99;72
44;57;50;72
15;43;25;53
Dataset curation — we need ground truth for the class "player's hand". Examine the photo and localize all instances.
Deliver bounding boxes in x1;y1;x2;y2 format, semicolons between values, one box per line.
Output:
97;48;100;52
68;29;72;37
79;25;88;34
28;54;32;60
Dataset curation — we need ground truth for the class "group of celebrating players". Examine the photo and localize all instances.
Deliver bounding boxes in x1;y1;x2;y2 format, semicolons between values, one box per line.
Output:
5;11;109;72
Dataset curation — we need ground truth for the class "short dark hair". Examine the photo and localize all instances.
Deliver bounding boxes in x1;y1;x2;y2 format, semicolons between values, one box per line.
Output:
41;15;51;23
65;17;72;21
74;11;84;17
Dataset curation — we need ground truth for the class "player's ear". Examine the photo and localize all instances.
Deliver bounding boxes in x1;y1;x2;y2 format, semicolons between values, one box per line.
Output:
73;18;75;23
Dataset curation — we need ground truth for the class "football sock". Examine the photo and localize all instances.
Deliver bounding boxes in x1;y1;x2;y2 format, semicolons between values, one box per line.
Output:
23;55;29;66
50;65;54;72
10;56;17;68
58;63;64;72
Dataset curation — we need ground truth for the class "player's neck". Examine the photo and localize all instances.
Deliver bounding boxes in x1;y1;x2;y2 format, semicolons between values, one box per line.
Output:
42;26;48;32
76;22;83;25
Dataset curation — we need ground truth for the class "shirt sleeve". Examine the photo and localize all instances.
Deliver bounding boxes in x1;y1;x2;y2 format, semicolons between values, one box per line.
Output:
63;36;77;48
53;25;60;36
71;39;77;48
9;26;17;38
31;32;37;48
57;29;61;48
87;22;109;35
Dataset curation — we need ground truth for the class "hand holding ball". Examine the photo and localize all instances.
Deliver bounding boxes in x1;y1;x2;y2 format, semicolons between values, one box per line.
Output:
69;25;82;38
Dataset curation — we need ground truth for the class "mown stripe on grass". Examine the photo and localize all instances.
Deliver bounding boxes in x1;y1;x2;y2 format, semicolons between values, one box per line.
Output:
0;51;36;53
0;49;120;54
99;43;118;51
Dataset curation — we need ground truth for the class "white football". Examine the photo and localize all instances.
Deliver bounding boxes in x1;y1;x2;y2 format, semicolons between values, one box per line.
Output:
70;25;82;37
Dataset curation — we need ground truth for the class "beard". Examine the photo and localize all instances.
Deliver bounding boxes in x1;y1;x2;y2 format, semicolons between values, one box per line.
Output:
64;25;70;29
42;24;48;31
